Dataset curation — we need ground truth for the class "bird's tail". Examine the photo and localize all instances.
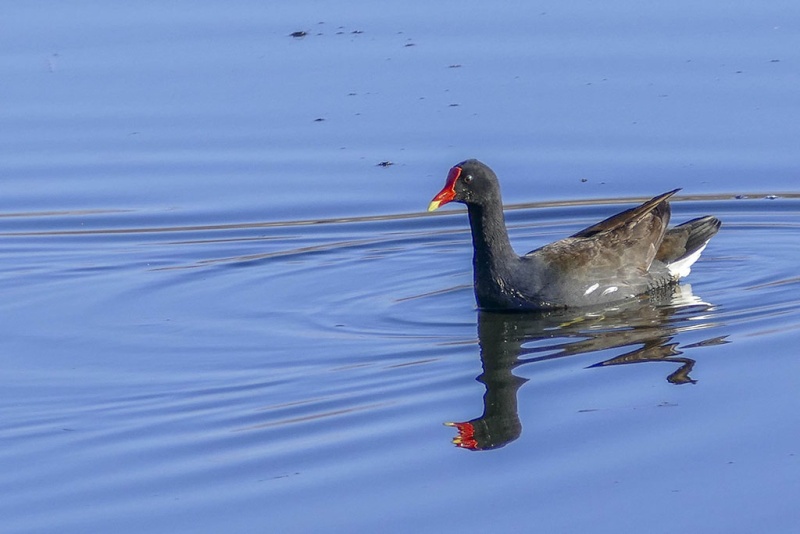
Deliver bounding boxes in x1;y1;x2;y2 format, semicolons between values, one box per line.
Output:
663;216;721;279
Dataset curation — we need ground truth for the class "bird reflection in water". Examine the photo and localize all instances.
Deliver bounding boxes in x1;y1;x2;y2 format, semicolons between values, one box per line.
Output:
446;284;727;451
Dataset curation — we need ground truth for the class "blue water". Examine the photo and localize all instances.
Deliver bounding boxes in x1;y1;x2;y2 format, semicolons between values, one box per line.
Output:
2;2;800;533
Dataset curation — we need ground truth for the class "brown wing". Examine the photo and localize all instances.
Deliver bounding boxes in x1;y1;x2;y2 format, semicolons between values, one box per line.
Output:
532;190;677;274
571;189;680;239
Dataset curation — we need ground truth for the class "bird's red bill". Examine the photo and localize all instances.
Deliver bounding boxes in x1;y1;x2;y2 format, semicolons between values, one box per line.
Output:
428;166;462;212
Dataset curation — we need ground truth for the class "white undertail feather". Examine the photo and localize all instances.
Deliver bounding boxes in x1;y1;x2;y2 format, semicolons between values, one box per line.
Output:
667;243;708;279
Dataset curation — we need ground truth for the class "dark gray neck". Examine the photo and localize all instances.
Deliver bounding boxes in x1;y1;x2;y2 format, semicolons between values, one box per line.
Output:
467;202;517;278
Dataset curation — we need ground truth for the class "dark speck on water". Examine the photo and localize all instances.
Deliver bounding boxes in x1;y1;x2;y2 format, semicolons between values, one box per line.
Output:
290;30;307;38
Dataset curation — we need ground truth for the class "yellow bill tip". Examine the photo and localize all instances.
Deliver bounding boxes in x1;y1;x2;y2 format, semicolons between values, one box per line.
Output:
427;201;442;212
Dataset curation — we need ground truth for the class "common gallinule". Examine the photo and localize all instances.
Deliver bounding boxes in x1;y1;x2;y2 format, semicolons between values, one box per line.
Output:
428;159;721;311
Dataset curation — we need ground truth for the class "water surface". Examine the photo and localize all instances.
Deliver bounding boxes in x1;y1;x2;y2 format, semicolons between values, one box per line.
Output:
2;2;800;533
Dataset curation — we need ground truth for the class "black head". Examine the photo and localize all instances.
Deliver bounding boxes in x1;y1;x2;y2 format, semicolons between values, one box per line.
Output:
428;159;502;211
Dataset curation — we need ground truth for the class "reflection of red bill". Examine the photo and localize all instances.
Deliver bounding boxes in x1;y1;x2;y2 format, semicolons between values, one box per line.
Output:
444;421;478;450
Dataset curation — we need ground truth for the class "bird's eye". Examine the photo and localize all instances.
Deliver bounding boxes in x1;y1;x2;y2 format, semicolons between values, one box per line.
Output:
463;174;474;184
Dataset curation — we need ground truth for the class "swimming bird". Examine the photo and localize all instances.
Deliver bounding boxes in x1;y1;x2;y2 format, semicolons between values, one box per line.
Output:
428;159;721;311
